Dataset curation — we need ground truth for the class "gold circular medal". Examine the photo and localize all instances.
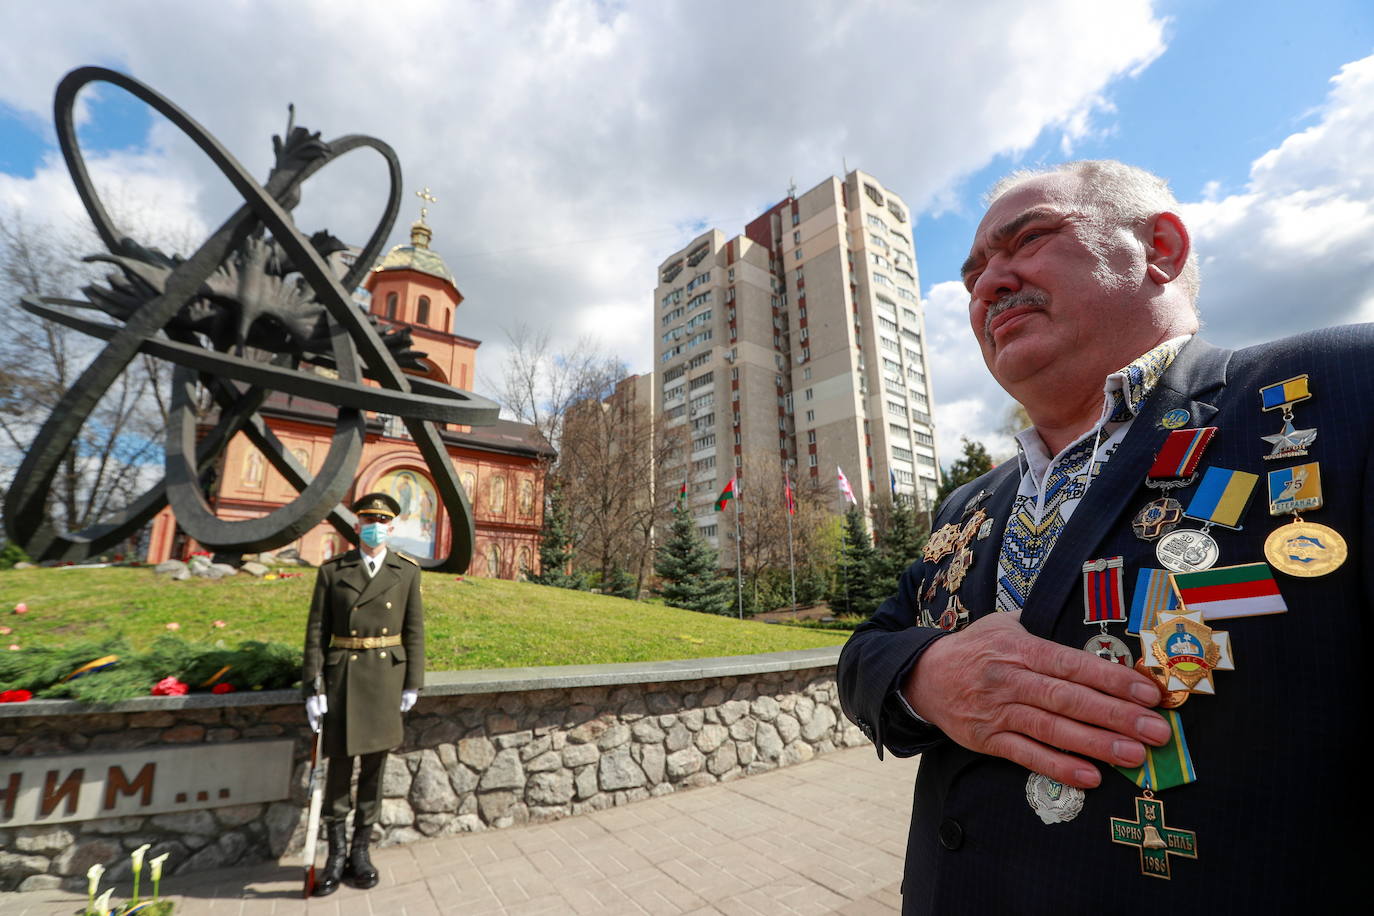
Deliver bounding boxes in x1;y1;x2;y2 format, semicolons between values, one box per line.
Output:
1264;520;1347;577
1135;658;1188;709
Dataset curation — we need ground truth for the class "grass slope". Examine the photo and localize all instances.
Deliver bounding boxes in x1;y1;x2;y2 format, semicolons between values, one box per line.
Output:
0;568;845;670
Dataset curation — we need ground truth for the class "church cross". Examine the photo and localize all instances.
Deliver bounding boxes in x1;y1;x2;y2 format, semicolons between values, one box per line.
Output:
415;187;438;220
1110;794;1198;879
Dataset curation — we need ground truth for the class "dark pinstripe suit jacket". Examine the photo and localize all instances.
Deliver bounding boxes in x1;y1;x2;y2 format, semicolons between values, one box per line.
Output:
839;327;1372;914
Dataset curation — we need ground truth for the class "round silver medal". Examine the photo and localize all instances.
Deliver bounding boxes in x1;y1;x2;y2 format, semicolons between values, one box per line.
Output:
1155;528;1219;572
1025;772;1085;825
1083;633;1133;667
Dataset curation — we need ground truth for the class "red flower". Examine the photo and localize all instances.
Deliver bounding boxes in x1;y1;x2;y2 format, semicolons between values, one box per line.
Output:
151;677;188;697
211;683;235;694
0;689;32;703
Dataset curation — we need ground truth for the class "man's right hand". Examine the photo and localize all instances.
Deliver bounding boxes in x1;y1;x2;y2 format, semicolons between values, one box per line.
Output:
903;612;1168;788
305;694;328;733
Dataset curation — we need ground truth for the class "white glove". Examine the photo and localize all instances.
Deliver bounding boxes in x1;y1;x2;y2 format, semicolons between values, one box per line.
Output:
400;689;418;713
305;694;328;732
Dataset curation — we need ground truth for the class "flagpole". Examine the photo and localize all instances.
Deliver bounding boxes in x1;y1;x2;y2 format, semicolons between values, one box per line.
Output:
784;461;797;618
733;479;743;620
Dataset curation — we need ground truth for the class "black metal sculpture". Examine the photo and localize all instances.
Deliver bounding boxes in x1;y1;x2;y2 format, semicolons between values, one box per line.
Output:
3;67;498;572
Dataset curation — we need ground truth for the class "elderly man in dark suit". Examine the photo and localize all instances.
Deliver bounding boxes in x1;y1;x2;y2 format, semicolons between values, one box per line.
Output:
303;492;424;896
838;160;1368;913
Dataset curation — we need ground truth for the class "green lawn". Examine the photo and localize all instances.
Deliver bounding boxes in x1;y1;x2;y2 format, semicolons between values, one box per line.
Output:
0;567;845;670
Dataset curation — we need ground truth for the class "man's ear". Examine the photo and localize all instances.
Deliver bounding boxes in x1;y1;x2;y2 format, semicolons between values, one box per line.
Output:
1146;211;1189;285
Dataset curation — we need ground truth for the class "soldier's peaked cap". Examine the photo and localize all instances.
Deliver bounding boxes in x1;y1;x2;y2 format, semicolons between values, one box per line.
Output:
353;492;401;519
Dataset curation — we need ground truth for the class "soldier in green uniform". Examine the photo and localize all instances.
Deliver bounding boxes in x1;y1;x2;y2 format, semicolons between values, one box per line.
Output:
302;493;424;896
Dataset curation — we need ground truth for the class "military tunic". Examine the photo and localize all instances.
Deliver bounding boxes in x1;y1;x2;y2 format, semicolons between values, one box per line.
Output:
303;549;424;758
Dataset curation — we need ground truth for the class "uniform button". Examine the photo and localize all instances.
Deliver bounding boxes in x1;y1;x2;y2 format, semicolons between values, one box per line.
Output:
379;651;387;658
350;654;358;661
938;818;964;851
381;627;389;635
386;602;392;609
351;629;358;635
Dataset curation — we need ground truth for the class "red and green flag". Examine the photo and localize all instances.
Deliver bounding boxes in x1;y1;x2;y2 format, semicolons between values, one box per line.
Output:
784;473;796;516
715;478;737;511
677;478;688;508
1170;562;1288;620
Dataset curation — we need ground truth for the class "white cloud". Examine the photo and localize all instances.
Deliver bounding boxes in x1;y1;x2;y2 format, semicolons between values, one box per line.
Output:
1182;53;1374;342
1;0;1167;392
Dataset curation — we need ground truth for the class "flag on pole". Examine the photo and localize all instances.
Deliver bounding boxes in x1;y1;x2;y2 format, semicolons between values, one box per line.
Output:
889;469;898;496
677;478;688;508
837;466;856;505
715;478;737;511
784;471;796;516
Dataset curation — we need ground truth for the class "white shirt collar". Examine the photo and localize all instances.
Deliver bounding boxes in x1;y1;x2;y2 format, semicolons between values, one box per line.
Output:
363;548;387;577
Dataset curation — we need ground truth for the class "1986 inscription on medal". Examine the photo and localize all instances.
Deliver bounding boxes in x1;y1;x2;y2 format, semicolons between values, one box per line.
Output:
1110;795;1197;879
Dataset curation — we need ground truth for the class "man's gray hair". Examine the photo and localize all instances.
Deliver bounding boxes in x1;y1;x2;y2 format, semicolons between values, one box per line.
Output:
987;160;1200;307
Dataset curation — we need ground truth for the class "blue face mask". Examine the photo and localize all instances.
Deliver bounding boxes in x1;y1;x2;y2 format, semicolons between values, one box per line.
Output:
360;522;390;548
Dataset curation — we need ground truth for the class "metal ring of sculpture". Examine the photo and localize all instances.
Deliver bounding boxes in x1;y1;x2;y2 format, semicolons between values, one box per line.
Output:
2;66;499;572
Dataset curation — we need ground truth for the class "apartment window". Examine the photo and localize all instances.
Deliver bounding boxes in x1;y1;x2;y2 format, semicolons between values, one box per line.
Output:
871;253;891;270
795;268;804;281
807;430;816;444
873;272;893;288
687;291;712;311
803;367;811;380
804;388;814;401
791;211;799;226
416;295;430;325
689;371;714;390
661;345;683;362
887;401;907;417
730;367;739;380
801;346;811;361
902;308;918;323
799;327;809;341
889;423;910;441
728;268;735;281
866;214;886;232
693;455;716;471
805;409;815;422
665;405;684;419
733;412;740;426
686;270;712;292
878;316;898;333
686;309;712;330
734;432;741;445
808;453;818;467
794;249;803;261
701;524;718;537
692;433;716;451
917;454;936;467
887;199;907;222
905;347;921;362
690;351;713;369
664;383;685;401
692;412;715;431
689;392;714;411
914;431;935;447
734;455;743;468
892;446;913;461
880;337;899;352
898;287;919;303
798;305;806;318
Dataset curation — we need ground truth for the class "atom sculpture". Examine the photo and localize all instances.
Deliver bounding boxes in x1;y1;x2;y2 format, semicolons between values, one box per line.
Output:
3;67;499;572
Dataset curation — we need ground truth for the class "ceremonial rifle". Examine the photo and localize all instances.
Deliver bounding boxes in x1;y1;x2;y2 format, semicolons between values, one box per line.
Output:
302;679;325;897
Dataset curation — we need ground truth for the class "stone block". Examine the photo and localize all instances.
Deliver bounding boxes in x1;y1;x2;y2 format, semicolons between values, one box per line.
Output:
640;744;666;785
646;692;678;715
729;718;757;742
736;740;756;766
782;740;815;766
755;722;783;761
597;723;631;750
520;735;552;760
380;798;415;827
160;724;205;743
684;772;717;789
525;751;562;773
794;696;816;724
485;713;518;734
83;816;145;835
378;827;424;848
561;743;599;768
718;700;749;724
127;711;177;728
457;736;496;770
154;560;189;576
264;802;300;857
665;747;704;779
477;790;517;821
180;831;248;873
567;716;609;745
52;837;121;876
527;770;575;805
494;729;533;749
478;748;525;791
574;764;599;800
411;751;459;813
632;719;665;743
149;810;217;835
775;712;800;744
706;742;737;776
731;682;757;701
0;850;51;889
664;723;692;752
598;748;646;790
214;804;263;829
241;561;269;577
419;719;463;747
801;703;837;742
702;686;726;706
17;874;62;891
14;825;74;854
695;723;728;753
679;708;705;731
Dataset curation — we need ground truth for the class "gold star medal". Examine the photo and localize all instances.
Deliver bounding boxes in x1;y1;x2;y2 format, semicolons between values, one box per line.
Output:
1142;612;1232;695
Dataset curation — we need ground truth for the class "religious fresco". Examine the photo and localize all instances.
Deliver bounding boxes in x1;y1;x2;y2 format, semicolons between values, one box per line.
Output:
376;468;438;559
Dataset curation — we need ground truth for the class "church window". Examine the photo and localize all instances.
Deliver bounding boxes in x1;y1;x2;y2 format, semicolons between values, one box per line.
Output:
241;450;264;486
417;295;430;325
491;475;507;513
487;543;501;577
518;479;535;515
386;291;398;319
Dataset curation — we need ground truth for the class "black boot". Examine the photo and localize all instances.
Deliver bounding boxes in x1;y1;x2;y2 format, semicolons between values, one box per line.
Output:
314;822;347;897
344;826;379;889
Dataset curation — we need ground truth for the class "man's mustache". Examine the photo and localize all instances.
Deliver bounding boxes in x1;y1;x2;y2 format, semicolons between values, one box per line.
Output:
984;290;1050;340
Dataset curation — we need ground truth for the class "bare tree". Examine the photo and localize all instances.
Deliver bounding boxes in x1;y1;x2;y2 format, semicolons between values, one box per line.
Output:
0;209;174;546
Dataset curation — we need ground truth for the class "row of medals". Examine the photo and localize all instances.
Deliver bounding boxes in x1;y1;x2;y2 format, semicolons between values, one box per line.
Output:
1023;375;1349;870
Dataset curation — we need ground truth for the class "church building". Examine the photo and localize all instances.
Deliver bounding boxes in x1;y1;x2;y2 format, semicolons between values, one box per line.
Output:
145;210;551;577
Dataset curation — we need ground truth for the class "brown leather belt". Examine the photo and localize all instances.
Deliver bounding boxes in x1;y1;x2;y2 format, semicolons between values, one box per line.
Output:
330;635;402;650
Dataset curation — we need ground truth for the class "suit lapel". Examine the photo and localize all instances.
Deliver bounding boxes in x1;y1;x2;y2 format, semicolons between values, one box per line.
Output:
354;550;398;608
1018;338;1233;637
962;461;1022;622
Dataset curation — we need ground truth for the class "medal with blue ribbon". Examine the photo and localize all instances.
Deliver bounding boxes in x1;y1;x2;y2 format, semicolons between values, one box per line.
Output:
1259;374;1317;461
1155;467;1259;573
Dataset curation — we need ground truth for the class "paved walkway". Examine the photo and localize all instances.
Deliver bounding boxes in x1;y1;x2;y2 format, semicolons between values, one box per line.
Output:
7;747;916;916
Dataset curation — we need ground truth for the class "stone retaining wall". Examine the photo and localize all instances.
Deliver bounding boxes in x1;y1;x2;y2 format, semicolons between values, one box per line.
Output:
0;648;862;893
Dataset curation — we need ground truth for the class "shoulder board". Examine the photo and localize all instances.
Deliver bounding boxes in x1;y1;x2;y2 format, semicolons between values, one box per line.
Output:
394;552;419;566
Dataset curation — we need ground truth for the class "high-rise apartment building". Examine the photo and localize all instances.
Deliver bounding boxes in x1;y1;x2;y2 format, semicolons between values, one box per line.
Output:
653;170;939;547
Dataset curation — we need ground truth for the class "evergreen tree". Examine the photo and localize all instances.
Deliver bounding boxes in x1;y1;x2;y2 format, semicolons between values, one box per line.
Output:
601;563;638;600
654;506;733;615
875;496;928;591
937;437;995;504
525;483;586;589
826;506;883;617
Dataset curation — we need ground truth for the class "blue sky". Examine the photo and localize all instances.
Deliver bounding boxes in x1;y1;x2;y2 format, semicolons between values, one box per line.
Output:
2;1;1372;463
